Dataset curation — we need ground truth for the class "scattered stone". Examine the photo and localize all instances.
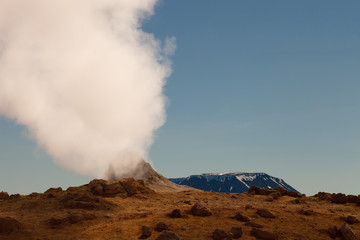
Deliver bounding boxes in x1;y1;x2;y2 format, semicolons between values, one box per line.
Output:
299;209;313;216
155;222;169;232
275;187;288;196
61;191;114;210
139;226;152;239
0;217;22;234
344;215;359;224
290;199;305;204
287;191;302;198
0;191;9;200
250;228;277;240
190;202;212;217
9;194;21;199
156;231;182;240
328;226;338;239
212;229;230;240
168;209;182;218
340;224;356;240
68;213;96;224
256;209;276;219
245;222;264;228
315;192;332;201
245;204;254;209
232;212;251;222
331;193;347;204
183;200;191;205
269;192;281;200
346;195;359;204
230;226;243;239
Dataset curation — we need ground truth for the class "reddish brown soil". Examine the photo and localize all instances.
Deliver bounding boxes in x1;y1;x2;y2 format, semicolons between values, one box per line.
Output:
0;180;359;240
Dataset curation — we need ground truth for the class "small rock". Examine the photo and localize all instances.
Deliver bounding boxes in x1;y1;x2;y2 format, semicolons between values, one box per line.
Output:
340;224;356;240
256;209;276;219
250;228;277;240
168;209;182;218
0;217;22;233
299;209;313;216
345;215;359;224
139;226;152;239
190;202;212;217
232;212;251;222
287;191;302;198
245;204;254;209
230;226;243;239
270;192;281;200
155;222;169;232
156;231;182;240
290;199;305;204
212;229;230;240
0;192;9;200
328;226;338;239
275;187;288;196
245;222;264;228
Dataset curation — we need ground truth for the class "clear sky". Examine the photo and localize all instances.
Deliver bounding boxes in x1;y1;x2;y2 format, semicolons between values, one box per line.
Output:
0;0;359;195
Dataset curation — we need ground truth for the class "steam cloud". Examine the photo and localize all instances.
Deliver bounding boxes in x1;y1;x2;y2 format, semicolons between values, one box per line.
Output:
0;0;175;178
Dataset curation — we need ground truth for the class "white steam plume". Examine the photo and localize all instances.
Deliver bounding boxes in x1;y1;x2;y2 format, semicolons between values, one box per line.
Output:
0;0;175;178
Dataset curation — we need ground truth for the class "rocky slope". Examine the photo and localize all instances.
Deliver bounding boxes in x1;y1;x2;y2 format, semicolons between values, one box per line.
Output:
169;172;298;193
0;177;359;240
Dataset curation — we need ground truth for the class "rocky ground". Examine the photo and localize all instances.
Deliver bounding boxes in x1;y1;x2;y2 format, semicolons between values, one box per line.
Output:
0;178;359;240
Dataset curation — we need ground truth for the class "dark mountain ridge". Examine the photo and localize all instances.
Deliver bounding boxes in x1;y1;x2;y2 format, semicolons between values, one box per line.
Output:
170;172;299;193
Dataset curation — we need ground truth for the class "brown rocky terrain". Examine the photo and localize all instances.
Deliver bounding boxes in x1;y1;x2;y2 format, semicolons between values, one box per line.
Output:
0;167;359;240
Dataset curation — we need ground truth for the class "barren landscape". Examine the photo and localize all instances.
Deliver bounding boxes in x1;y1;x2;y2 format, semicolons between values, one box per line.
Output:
0;175;359;240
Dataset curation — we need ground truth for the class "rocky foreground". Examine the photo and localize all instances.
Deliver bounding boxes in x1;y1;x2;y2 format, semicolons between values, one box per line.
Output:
0;178;359;240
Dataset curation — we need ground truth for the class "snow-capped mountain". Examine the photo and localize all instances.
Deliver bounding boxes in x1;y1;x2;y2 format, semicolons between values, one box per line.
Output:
169;172;298;193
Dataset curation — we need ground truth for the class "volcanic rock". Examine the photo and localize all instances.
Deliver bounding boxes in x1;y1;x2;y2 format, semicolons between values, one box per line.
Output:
190;202;212;217
0;217;22;233
0;192;9;200
287;191;302;198
340;224;356;240
230;226;243;239
9;194;21;199
245;221;264;228
168;209;182;218
331;193;348;204
212;229;230;240
346;195;359;203
250;228;277;240
155;222;169;232
299;209;314;216
156;231;182;240
344;215;359;224
275;187;288;196
139;226;152;239
61;191;113;210
315;192;332;201
328;226;338;239
232;212;251;222
256;209;276;219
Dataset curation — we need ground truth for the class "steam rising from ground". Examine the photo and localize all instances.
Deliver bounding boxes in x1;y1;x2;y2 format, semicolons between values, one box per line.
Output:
0;0;175;178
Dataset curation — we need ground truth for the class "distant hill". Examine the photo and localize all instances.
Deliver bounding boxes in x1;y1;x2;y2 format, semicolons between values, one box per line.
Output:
169;172;299;193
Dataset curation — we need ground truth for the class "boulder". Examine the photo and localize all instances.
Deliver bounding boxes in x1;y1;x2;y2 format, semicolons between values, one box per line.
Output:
168;209;182;218
275;187;288;196
0;217;22;234
155;222;169;232
340;224;356;240
230;226;243;239
212;229;230;240
299;209;313;216
250;228;277;240
0;191;9;200
287;191;302;198
314;192;332;201
256;209;276;219
156;231;182;240
331;193;347;204
346;195;359;204
190;203;212;217
139;226;152;239
328;226;338;239
9;194;21;199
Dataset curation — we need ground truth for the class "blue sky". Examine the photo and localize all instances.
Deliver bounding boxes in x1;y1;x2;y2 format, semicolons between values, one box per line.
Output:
1;0;359;195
